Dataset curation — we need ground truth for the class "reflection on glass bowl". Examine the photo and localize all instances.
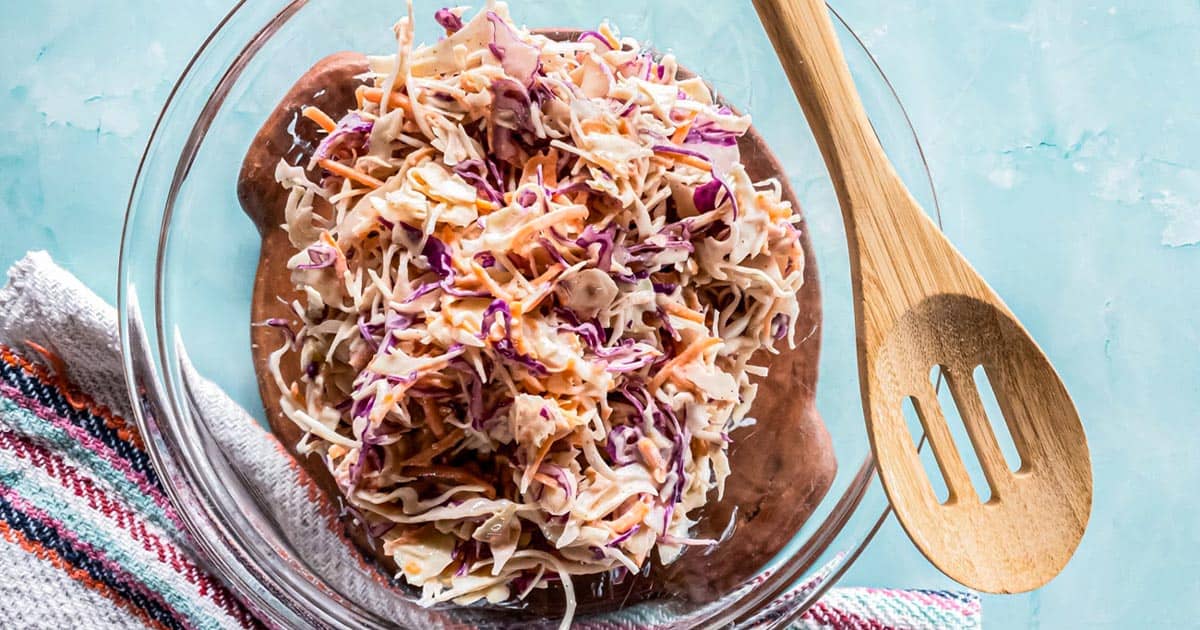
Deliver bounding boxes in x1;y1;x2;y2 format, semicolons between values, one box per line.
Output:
119;2;940;628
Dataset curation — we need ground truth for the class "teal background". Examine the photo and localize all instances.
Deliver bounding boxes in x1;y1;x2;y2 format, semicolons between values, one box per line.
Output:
2;1;1197;627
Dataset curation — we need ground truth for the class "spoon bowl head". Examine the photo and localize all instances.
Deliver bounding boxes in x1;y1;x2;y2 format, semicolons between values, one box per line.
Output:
867;293;1092;593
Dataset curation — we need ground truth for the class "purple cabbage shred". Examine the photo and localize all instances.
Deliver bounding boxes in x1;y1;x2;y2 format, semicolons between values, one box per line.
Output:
771;313;791;340
576;224;616;271
453;160;504;203
607;523;640;547
577;31;613;50
684;122;740;147
312;113;373;164
605;424;642;465
297;244;337;270
486;12;541;87
261;318;299;349
434;8;463;33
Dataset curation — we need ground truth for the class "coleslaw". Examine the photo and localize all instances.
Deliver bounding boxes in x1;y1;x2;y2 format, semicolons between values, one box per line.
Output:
266;3;806;625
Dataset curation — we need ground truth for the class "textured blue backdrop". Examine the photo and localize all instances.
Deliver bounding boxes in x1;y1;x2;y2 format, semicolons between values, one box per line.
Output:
1;2;1197;627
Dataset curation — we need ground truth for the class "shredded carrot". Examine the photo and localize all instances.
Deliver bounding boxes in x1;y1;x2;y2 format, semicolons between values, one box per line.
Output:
649;156;674;169
568;66;586;88
648;336;722;391
522;149;560;188
510;321;531;356
516;263;565;313
580;119;612;135
318;159;384;189
319;231;349;278
528;436;557;474
674;153;713;172
597;23;621;50
401;428;464;466
670;123;692;145
471;262;511;302
532;471;559;488
608;498;650;534
513;206;589;243
475;198;498;212
403;465;496;499
756;192;792;222
661;300;706;324
637;438;667;475
301;106;337;133
529;263;564;287
420;398;446;437
520;286;554;314
436;224;457;246
518;371;543;391
359;86;414;117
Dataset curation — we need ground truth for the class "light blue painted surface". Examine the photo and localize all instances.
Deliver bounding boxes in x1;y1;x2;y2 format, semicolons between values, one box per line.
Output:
1;2;1197;627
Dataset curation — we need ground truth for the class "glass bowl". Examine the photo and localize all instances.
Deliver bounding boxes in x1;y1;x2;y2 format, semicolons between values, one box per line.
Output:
119;1;941;628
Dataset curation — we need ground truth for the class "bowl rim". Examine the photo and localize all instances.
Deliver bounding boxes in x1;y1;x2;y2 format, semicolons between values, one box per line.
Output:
117;1;942;627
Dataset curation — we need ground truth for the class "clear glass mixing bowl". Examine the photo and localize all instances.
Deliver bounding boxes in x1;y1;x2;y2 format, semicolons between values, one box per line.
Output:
119;2;941;627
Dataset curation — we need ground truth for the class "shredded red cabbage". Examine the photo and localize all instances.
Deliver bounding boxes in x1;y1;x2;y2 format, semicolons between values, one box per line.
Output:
312;113;373;164
358;314;380;351
607;524;640;547
434;8;463;33
692;178;723;213
537;238;569;265
577;31;613;50
453;160;504;203
422;236;453;278
651;143;717;168
695;174;739;218
486;12;541;87
260;318;299;350
473;251;497;268
297;244;337;270
576;224;616;271
605;424;641;465
478;300;549;375
540;464;576;499
489;78;537;166
684;122;740;147
559;321;605;350
771;313;791;340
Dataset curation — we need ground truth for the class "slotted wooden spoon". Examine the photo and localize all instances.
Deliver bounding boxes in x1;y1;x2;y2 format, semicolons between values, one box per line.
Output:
753;0;1092;593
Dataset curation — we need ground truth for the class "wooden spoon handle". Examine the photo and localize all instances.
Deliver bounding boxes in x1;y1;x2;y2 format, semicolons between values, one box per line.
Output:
754;0;987;324
752;0;920;251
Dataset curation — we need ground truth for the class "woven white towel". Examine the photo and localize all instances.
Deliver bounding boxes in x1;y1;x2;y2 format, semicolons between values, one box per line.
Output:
0;251;981;629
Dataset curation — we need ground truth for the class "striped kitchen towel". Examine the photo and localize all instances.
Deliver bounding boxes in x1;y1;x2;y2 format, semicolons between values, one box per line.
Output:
0;251;981;629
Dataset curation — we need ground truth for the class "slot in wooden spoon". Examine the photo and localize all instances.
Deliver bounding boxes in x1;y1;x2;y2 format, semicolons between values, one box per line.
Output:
753;0;1092;593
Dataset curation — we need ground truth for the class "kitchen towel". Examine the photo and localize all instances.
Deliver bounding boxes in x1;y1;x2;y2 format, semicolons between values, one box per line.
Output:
0;250;981;629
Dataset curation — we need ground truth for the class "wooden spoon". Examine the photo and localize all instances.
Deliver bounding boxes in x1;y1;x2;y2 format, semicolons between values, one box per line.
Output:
753;0;1092;593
